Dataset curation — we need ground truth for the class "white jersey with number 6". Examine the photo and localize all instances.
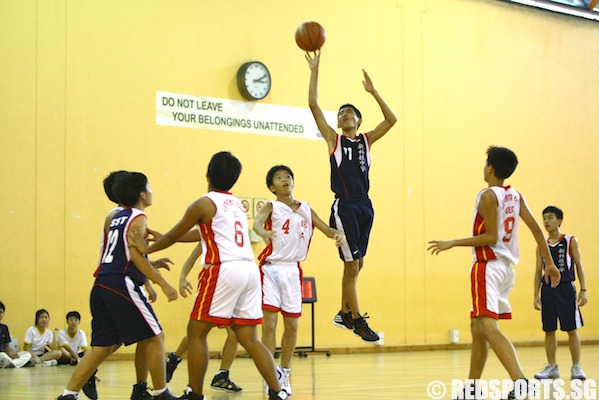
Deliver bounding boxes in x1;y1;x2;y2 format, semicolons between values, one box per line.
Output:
199;191;254;266
472;185;520;265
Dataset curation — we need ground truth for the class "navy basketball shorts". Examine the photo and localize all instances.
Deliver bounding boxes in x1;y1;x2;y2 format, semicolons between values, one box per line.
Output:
541;281;583;332
90;275;162;346
330;197;374;262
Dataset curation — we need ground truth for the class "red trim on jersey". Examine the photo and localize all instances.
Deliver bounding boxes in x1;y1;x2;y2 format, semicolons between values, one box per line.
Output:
122;213;146;276
329;134;339;158
257;220;274;263
190;264;219;321
473;213;496;261
568;235;574;258
200;221;220;265
548;234;566;245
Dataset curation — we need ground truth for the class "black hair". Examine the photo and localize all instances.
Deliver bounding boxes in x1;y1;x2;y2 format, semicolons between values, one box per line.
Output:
35;309;49;326
207;152;242;191
486;146;518;179
338;103;362;120
542;206;563;220
112;172;149;207
0;301;4;312
103;170;128;204
265;165;294;191
66;311;81;321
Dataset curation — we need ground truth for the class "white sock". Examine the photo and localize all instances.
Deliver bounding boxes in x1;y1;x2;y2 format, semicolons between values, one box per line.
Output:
154;387;167;396
62;389;78;397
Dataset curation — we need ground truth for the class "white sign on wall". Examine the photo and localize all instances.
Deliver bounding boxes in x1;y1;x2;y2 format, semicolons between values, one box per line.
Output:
156;91;337;140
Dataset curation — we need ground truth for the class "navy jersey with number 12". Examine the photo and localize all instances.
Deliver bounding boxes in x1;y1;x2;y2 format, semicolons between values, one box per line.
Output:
97;208;147;285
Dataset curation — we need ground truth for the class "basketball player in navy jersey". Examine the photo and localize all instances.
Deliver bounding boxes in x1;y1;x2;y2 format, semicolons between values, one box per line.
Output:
533;206;587;381
306;50;397;342
139;152;289;400
428;146;561;399
57;172;179;400
96;171;175;400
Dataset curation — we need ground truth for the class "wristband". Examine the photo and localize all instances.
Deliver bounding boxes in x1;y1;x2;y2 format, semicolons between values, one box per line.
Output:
580;289;586;291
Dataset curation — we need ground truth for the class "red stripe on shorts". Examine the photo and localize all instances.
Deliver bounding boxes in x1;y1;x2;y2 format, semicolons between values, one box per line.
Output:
190;264;220;321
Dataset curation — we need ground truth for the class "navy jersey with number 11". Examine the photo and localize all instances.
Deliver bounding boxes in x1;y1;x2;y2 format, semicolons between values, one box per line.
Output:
330;134;371;199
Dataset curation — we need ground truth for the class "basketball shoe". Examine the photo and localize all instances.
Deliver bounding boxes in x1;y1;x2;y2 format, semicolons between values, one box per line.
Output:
276;365;292;395
210;370;243;392
534;364;560;379
82;370;99;399
165;352;182;383
131;381;153;400
571;364;586;380
353;315;379;342
333;310;354;330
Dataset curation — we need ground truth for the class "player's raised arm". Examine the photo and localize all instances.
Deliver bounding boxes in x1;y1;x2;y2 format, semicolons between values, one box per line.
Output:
362;69;397;146
306;50;337;152
519;195;560;288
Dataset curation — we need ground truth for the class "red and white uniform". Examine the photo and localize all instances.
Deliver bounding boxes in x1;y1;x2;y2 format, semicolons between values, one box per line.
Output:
191;191;262;326
470;186;521;320
258;201;313;317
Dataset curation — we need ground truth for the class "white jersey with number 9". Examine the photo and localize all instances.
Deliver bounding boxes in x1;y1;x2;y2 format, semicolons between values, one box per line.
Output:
472;186;520;265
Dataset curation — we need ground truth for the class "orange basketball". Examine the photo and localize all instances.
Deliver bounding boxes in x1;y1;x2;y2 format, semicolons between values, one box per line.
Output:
295;21;326;52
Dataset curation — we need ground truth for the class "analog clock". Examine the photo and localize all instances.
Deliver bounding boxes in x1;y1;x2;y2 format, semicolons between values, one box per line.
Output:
237;61;271;100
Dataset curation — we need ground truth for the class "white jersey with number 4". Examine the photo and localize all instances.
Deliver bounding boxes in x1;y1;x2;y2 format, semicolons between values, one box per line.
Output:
472;185;520;265
199;191;254;266
258;200;314;264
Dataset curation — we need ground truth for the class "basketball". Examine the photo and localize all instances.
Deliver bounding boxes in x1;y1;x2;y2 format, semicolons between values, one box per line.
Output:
295;21;326;52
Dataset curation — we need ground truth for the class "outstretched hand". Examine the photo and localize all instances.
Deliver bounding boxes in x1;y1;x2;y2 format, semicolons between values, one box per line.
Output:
427;240;453;255
305;49;321;70
152;258;174;271
146;228;162;242
179;277;194;298
362;69;375;93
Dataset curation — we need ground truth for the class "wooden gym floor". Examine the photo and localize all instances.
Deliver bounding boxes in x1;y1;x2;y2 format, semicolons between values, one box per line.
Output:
0;345;597;399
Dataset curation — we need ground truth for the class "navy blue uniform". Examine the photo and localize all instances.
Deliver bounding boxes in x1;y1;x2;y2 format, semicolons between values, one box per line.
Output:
541;234;583;332
0;323;11;352
329;134;374;261
91;208;162;346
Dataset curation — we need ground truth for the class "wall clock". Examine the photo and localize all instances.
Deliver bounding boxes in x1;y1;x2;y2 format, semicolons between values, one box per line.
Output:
237;61;271;100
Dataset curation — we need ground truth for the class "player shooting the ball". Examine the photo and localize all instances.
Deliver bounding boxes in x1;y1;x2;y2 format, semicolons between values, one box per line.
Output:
306;50;397;342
